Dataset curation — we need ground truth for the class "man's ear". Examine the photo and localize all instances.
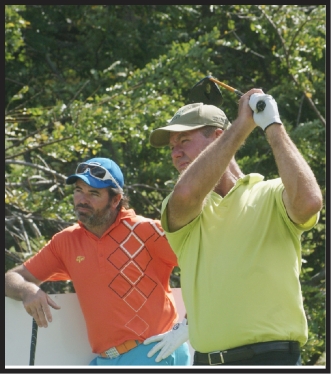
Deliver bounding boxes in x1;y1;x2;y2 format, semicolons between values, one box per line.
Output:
214;128;224;138
112;194;123;209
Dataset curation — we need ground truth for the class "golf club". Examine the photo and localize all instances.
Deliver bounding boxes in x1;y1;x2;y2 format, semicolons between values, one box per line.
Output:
189;75;266;112
209;76;244;96
188;77;223;107
29;318;38;365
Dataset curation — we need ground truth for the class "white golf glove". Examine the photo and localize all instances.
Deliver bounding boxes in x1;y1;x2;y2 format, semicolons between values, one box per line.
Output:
249;93;282;131
143;318;189;362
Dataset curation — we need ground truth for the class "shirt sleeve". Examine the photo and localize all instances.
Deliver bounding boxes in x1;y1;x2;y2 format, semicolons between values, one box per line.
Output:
160;193;172;233
294;212;320;231
24;235;70;282
272;178;320;234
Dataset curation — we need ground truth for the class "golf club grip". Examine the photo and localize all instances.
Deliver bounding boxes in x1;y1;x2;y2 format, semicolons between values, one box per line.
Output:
29;318;38;365
235;90;266;112
256;100;266;112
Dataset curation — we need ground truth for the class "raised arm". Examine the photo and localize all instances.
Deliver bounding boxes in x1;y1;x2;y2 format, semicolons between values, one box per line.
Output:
5;265;61;327
249;93;323;224
167;89;260;232
265;125;322;224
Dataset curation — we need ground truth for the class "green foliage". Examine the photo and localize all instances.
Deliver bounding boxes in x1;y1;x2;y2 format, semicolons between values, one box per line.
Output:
5;5;326;365
5;5;29;62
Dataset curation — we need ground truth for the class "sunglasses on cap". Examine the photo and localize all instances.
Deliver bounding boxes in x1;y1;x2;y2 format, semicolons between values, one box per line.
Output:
76;162;122;189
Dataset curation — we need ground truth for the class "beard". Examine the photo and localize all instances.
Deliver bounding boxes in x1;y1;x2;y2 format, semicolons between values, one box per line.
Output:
74;201;115;228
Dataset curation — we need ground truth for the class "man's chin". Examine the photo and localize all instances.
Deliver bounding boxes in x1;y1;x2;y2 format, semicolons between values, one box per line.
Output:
75;211;91;222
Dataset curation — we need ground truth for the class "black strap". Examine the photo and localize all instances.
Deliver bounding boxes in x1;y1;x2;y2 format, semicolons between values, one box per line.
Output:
194;341;300;365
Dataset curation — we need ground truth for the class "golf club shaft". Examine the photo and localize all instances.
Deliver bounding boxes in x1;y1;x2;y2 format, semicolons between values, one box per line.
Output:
208;77;244;97
209;76;266;112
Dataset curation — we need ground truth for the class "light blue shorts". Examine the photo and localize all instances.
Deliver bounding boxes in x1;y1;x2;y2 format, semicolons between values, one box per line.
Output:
89;341;191;366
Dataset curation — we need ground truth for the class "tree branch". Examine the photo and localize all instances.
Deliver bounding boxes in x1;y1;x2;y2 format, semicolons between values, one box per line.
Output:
5;160;67;181
303;268;325;287
5;135;74;160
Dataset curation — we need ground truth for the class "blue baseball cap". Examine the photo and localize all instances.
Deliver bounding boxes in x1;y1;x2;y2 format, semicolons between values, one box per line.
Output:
66;158;124;190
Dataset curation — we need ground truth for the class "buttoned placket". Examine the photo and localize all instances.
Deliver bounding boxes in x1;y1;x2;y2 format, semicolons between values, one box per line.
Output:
97;238;106;272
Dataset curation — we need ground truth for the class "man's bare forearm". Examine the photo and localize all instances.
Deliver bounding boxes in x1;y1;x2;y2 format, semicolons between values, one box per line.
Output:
265;124;323;223
5;271;40;301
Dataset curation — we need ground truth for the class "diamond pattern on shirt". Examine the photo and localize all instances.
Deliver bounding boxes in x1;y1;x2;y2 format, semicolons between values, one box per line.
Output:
120;231;144;257
124;288;147;312
134;247;152;271
107;248;130;270
136;273;157;298
107;220;159;333
122;261;143;285
125;315;149;336
109;273;132;298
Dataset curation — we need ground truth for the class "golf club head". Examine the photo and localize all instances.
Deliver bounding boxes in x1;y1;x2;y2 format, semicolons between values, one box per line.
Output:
188;76;223;107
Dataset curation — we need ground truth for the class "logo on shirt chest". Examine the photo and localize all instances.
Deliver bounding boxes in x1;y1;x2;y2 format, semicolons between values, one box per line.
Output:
76;256;85;263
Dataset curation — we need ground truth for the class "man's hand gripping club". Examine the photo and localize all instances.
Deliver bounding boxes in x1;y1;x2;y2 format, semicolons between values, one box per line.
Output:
143;318;189;362
249;93;282;131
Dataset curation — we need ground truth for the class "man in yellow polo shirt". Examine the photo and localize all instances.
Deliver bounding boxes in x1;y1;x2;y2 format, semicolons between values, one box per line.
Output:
148;89;323;365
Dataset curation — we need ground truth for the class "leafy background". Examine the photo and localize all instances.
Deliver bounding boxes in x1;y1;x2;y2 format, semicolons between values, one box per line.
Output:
5;5;327;365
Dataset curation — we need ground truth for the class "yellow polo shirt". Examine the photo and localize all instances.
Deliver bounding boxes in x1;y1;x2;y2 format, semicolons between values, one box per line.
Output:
161;174;318;353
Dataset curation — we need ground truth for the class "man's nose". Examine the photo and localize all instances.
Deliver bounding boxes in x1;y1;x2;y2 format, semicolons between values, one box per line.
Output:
76;193;90;204
171;145;183;159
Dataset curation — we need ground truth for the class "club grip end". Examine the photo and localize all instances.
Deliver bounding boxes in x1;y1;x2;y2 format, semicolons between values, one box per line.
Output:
256;100;266;112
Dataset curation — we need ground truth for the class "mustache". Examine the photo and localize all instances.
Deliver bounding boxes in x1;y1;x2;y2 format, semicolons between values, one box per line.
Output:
75;203;93;210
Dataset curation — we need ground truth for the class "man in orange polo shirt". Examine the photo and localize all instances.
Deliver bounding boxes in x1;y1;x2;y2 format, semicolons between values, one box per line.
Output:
5;157;190;366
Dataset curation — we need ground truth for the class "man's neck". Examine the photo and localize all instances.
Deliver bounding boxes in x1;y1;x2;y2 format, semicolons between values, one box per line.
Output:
213;168;245;197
